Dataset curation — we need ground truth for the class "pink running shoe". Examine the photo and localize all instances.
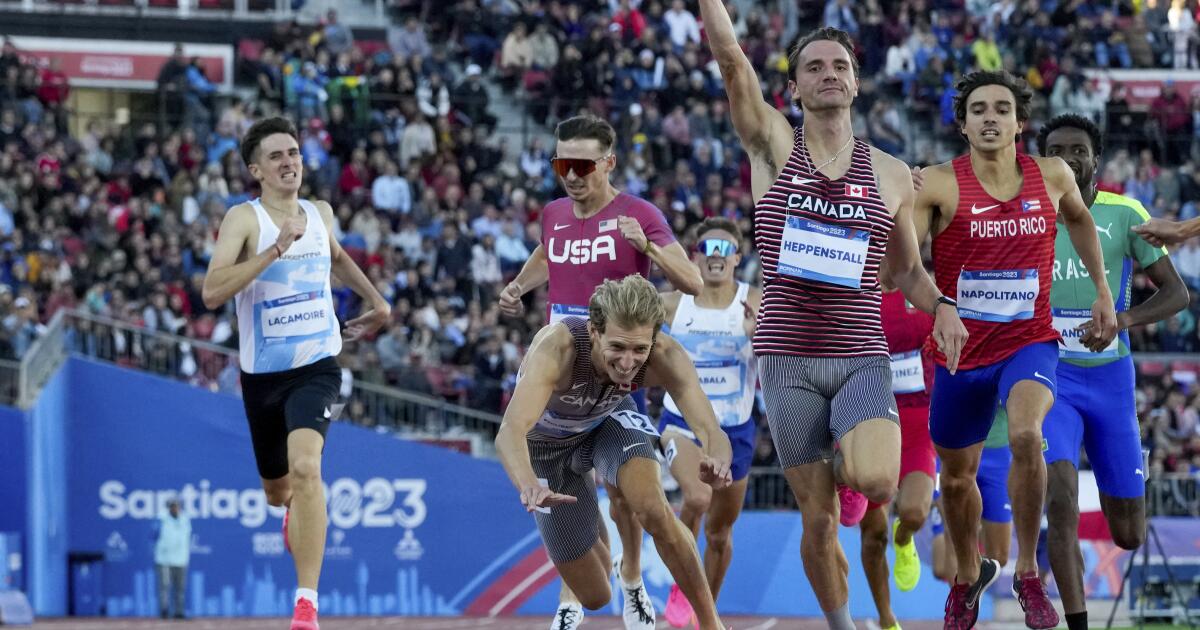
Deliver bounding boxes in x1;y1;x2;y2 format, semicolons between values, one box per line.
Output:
1012;571;1060;629
837;483;868;527
290;597;318;630
663;583;694;628
283;510;291;554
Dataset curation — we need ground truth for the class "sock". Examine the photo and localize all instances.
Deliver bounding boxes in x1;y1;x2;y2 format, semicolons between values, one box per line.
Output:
295;588;319;611
825;602;855;630
1065;611;1087;630
622;574;643;590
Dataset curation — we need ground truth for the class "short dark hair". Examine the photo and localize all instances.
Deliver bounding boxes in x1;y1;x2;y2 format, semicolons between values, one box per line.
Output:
1036;113;1104;158
953;70;1034;127
240;116;299;166
788;27;859;79
555;115;616;153
694;216;743;244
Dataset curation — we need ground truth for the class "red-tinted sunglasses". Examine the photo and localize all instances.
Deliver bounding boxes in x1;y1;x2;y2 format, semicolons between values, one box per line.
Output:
550;155;611;178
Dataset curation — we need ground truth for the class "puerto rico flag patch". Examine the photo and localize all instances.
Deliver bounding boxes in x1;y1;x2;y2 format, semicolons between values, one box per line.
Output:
1021;199;1041;212
599;218;618;232
846;183;869;197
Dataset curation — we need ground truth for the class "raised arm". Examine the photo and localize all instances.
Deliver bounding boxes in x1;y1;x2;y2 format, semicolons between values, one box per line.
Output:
696;0;791;189
495;325;578;511
201;204;281;309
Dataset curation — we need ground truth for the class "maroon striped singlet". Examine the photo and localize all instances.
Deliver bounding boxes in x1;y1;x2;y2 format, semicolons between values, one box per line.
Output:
929;153;1059;370
752;126;894;358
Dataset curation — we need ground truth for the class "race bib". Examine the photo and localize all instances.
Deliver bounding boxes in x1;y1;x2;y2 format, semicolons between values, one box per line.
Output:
694;359;741;398
1053;307;1119;359
778;217;870;288
260;291;331;338
549;304;589;324
957;269;1038;322
890;350;925;394
612;410;660;437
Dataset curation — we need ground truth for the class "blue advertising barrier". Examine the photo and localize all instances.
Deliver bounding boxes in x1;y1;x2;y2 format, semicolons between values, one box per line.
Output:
12;356;1198;620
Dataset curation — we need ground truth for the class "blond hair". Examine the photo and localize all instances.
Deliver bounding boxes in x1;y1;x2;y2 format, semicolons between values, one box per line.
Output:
588;275;666;334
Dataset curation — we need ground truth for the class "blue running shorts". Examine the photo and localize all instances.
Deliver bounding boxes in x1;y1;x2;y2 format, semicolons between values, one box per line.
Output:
658;409;756;482
1043;357;1144;498
930;342;1059;449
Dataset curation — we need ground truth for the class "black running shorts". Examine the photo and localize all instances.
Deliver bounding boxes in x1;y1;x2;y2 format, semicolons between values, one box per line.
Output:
240;356;343;479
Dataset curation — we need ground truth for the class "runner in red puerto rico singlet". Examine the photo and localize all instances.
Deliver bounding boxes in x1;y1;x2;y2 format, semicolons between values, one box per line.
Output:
930;153;1060;370
926;152;1064;451
540;193;676;323
753;126;902;470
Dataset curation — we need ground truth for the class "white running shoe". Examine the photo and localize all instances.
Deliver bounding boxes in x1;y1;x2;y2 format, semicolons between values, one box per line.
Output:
613;555;656;630
549;603;583;630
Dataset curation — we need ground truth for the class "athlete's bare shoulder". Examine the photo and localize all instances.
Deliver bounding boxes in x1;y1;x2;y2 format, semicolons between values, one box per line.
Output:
920;161;958;203
661;291;683;324
311;198;335;218
520;322;575;389
644;333;688;388
1031;155;1073;197
869;147;916;216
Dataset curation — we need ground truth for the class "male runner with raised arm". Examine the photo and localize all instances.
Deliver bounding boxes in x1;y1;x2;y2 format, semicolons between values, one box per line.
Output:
693;4;967;625
497;114;702;630
1036;113;1187;630
202;117;391;630
911;71;1118;629
495;275;732;630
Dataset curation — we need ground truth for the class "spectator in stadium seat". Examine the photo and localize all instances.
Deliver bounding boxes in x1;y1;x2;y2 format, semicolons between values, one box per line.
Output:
399;112;436;168
1093;10;1133;68
499;22;533;91
611;0;647;41
389;16;432;60
823;0;859;36
417;73;451;120
452;65;496;131
321;9;355;56
663;0;701;51
183;57;216;138
1152;81;1193;164
528;22;560;71
371;160;410;215
1168;0;1197;69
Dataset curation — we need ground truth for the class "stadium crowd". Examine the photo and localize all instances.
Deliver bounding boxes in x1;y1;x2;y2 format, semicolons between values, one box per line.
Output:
1;0;1200;481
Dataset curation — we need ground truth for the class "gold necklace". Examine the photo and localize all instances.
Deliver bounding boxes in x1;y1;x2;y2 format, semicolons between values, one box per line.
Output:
811;134;854;173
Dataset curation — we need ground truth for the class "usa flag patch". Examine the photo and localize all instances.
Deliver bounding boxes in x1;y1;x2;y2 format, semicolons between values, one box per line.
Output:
599;218;618;232
846;184;869;197
1021;199;1041;212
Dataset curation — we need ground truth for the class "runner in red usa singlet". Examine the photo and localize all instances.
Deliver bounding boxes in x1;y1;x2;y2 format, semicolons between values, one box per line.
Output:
911;70;1117;630
694;10;965;625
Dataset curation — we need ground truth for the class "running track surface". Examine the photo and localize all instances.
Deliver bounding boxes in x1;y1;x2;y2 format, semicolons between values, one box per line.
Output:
30;617;955;629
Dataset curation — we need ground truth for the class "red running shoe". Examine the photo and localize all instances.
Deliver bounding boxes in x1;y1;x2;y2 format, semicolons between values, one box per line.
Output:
944;557;1000;630
1012;571;1060;629
290;597;318;630
837;483;868;527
